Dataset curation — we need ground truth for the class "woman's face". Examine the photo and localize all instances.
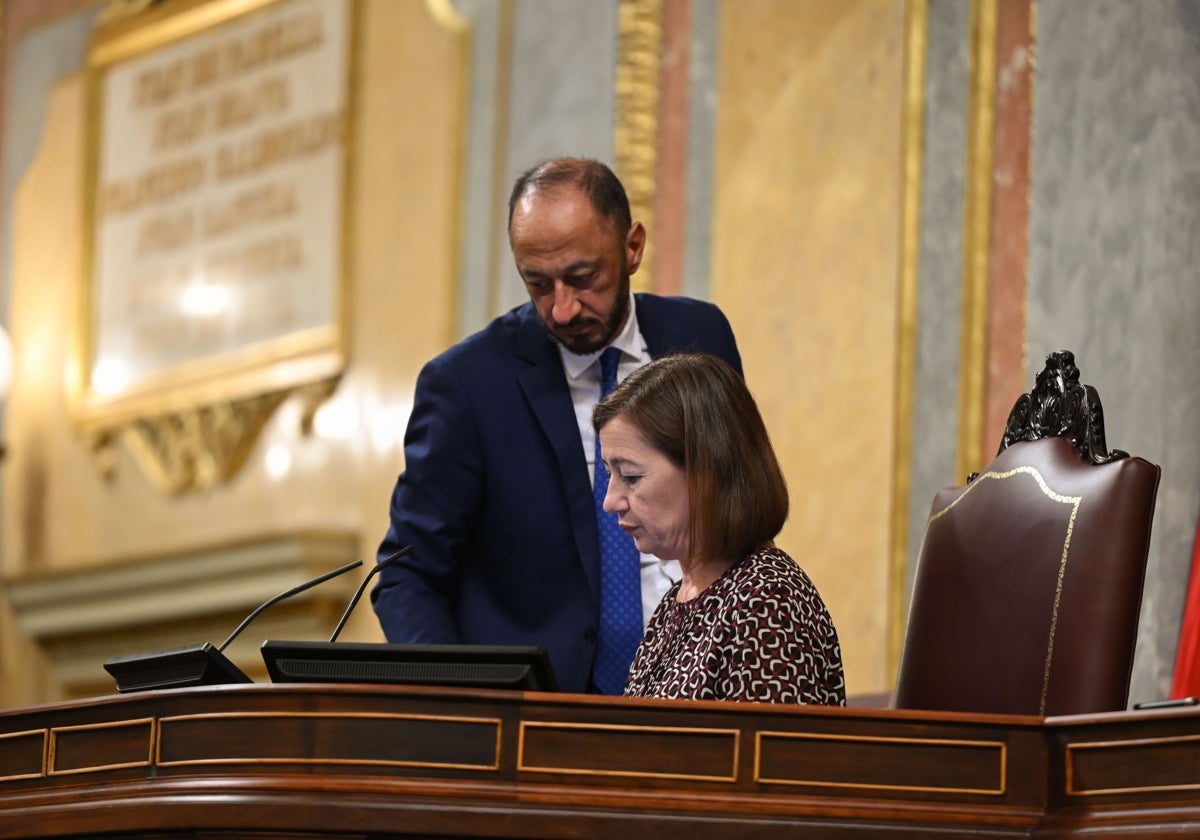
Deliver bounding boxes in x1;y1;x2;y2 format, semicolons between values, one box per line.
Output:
598;415;690;562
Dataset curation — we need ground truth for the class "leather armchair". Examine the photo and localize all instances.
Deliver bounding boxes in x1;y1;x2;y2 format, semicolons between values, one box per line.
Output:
893;352;1160;716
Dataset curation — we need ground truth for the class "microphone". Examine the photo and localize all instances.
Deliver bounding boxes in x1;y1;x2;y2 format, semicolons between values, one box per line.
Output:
259;544;560;691
328;545;412;643
103;556;368;693
219;558;364;652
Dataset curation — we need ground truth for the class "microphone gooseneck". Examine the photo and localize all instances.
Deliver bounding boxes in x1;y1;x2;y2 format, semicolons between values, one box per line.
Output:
218;558;364;652
328;545;412;643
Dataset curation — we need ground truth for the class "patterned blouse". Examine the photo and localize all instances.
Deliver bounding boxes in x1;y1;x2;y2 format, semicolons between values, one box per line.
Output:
624;546;845;705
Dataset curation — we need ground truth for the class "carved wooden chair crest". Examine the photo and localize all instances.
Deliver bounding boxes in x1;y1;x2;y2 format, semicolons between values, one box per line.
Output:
895;351;1161;716
995;349;1126;468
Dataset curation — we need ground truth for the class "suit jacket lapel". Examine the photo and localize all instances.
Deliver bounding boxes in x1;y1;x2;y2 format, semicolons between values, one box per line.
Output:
636;294;676;359
515;314;602;601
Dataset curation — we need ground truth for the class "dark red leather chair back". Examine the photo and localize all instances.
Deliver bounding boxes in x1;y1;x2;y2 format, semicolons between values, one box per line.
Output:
893;353;1161;716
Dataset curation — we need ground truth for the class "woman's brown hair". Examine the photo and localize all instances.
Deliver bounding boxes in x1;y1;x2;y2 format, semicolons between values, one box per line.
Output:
592;354;788;567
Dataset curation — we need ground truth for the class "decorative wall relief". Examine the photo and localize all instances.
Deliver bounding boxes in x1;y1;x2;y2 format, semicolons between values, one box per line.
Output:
76;0;355;494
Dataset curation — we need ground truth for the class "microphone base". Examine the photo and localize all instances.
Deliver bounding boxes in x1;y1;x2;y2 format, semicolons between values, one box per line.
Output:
104;642;253;693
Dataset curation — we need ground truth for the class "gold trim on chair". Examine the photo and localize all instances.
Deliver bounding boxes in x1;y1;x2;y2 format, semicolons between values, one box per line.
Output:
924;465;1080;714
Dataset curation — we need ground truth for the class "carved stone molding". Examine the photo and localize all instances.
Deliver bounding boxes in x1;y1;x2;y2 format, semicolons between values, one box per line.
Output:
997;350;1128;466
615;0;662;291
86;378;337;495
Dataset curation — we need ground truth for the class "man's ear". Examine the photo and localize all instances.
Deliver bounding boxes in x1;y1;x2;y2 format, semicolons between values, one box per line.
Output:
625;221;647;275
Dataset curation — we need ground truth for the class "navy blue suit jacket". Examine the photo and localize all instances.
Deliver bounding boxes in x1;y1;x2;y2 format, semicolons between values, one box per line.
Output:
371;294;742;693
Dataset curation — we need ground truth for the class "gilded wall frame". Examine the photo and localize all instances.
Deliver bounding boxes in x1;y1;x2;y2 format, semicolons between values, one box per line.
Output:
614;0;661;292
75;0;356;493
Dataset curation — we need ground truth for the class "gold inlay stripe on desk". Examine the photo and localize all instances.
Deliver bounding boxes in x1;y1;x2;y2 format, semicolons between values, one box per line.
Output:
1066;732;1200;796
48;718;155;777
755;730;1007;795
0;728;49;781
518;721;739;782
158;711;502;771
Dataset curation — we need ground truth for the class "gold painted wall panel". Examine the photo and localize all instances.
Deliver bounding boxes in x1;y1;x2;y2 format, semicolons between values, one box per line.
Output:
0;0;467;704
711;0;906;695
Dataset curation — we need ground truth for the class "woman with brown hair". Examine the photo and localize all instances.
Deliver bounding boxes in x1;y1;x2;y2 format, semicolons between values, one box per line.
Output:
593;353;845;704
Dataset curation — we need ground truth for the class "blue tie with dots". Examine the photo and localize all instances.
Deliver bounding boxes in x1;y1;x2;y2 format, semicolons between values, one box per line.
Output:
592;347;644;695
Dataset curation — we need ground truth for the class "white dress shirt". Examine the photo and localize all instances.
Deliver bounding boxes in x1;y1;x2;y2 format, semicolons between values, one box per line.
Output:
558;294;682;625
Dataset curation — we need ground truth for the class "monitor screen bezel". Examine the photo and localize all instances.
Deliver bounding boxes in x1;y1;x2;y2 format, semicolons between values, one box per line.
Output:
260;640;559;692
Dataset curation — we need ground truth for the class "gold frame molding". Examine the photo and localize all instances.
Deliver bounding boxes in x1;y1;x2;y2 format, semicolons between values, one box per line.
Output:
75;0;358;494
889;0;929;682
957;0;998;482
615;0;662;292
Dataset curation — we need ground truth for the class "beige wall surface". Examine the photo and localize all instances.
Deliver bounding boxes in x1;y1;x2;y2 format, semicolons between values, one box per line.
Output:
1028;0;1200;705
711;0;906;696
0;0;467;704
0;0;913;707
0;0;1189;715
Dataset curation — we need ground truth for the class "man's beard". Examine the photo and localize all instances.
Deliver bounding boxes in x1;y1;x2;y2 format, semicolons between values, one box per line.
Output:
542;273;631;355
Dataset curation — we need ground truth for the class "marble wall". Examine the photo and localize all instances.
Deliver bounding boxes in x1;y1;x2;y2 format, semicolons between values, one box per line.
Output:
1029;0;1200;704
907;0;968;596
489;0;618;319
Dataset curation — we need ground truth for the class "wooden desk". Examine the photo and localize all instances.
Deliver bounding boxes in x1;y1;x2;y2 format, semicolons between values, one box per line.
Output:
0;684;1197;838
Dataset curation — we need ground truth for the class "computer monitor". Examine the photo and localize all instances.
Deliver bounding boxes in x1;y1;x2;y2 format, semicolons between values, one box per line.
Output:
260;641;558;692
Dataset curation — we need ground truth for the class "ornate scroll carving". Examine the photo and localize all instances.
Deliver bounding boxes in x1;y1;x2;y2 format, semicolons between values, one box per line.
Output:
997;350;1128;466
86;380;335;495
615;0;662;291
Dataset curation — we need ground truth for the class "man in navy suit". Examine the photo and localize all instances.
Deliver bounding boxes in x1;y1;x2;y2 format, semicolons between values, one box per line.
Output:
372;158;742;693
